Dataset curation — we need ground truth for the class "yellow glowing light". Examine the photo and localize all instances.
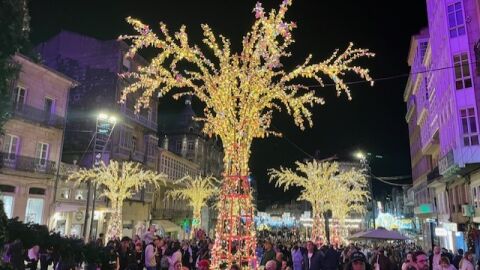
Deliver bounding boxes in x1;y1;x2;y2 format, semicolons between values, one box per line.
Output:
68;161;167;240
165;175;219;236
120;0;373;267
269;160;370;244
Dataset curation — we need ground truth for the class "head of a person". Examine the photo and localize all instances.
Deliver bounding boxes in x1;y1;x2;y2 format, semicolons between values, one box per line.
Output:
434;246;441;255
135;241;142;252
440;256;450;268
266;260;278;270
458;249;464;256
198;260;209;270
153;236;161;247
406;252;414;263
464;251;473;261
306;241;315;253
121;236;131;248
350;252;366;270
276;252;283;261
414;251;429;270
264;240;272;251
174;261;182;270
282;260;288;269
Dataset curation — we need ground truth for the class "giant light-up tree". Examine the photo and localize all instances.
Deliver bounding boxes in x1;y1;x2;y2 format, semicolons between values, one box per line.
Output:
119;0;373;267
269;161;369;244
68;161;166;240
165;175;218;237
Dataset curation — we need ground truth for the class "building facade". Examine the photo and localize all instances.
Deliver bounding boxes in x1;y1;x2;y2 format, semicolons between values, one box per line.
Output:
0;54;76;227
405;0;480;251
36;31;159;239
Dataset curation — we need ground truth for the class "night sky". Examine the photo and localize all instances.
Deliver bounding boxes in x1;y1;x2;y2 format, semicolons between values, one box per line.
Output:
29;1;428;208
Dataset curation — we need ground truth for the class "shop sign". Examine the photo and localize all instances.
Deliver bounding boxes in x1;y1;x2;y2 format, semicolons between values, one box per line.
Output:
442;222;458;232
439;150;457;176
435;227;447;236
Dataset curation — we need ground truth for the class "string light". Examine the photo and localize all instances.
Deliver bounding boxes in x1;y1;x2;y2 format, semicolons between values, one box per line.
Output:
269;160;370;244
120;0;373;267
68;161;166;240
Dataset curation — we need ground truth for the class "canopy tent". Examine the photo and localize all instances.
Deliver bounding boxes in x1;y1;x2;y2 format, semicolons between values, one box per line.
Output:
349;228;409;240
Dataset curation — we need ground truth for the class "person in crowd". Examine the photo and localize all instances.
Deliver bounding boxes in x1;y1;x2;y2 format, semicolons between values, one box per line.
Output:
373;247;392;270
401;252;416;270
276;252;284;270
167;241;182;270
143;225;156;246
459;251;474;270
291;243;304;270
173;261;183;270
414;251;429;270
102;240;120;270
133;241;144;270
452;249;463;270
262;240;277;267
430;246;442;270
302;241;323;270
181;241;192;269
197;259;210;270
344;251;371;270
26;244;40;270
145;236;160;270
323;245;340;270
118;237;136;270
439;256;456;270
267;260;280;270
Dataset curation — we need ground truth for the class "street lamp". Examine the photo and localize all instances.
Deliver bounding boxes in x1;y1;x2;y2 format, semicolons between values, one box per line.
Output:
353;150;376;229
83;112;118;241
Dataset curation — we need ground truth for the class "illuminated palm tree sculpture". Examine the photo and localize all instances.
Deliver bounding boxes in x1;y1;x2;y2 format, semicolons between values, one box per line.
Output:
165;175;219;237
119;0;373;267
68;161;166;240
269;160;369;244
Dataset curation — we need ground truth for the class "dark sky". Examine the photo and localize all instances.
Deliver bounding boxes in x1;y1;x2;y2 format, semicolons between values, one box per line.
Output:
29;1;428;207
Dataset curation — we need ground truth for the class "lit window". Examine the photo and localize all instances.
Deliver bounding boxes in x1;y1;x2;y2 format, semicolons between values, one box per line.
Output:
25;197;44;224
3;134;19;161
454;53;472;90
460;108;479;146
447;2;466;38
0;195;14;218
35;143;49;167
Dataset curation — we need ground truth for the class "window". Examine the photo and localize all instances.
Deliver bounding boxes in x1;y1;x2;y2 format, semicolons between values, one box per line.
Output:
35;143;49;166
175;140;182;153
3;134;19;160
460;108;479;146
119;126;133;149
59;188;70;199
12;86;26;110
44;98;55;115
448;2;466;38
0;195;14;218
454;53;472;90
25;197;44;224
188;141;194;151
419;41;428;62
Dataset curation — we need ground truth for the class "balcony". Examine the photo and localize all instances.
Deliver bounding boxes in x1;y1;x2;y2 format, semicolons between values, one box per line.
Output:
120;106;157;131
405;96;416;122
0;153;56;175
11;103;65;129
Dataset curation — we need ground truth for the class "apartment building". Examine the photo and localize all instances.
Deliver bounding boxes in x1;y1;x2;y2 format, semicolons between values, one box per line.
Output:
0;54;76;227
405;0;480;251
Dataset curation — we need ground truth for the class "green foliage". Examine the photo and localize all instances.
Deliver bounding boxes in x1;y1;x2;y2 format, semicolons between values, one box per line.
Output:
0;0;33;132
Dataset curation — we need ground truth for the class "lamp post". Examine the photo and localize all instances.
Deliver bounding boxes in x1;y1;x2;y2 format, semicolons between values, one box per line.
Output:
354;150;382;229
82;112;117;241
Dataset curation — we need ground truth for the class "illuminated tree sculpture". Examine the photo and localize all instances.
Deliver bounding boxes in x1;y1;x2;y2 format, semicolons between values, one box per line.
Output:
68;161;166;240
269;161;370;244
165;175;219;236
119;0;373;267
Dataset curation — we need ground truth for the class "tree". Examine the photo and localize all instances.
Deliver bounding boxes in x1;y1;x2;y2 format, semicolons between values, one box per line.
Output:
269;160;369;244
68;161;166;239
0;0;32;132
165;175;218;236
120;0;373;267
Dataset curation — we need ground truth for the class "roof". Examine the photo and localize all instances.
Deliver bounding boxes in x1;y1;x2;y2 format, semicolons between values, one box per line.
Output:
14;53;79;87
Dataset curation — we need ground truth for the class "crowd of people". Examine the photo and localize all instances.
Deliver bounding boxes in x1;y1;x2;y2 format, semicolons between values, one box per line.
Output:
4;225;479;270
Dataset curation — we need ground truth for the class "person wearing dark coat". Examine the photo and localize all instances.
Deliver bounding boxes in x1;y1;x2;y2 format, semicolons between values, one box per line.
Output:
261;240;276;267
323;245;340;270
452;249;463;269
372;248;392;270
302;241;324;270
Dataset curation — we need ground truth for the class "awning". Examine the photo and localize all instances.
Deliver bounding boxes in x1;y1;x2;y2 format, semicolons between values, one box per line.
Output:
151;219;182;233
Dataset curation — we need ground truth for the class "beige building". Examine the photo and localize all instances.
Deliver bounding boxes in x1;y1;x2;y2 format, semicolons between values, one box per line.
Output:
0;54;76;226
151;149;200;239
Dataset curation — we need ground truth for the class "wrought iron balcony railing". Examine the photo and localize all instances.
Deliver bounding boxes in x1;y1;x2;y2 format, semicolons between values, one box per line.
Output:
11;103;65;128
0;152;56;174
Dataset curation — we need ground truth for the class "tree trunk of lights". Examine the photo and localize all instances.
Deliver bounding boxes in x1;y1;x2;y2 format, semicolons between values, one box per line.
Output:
311;210;324;244
211;141;257;269
192;208;202;238
107;199;123;240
